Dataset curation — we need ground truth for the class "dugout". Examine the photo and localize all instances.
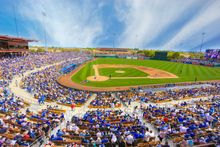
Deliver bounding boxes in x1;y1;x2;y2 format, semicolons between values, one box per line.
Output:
60;64;76;74
94;54;118;58
214;62;220;67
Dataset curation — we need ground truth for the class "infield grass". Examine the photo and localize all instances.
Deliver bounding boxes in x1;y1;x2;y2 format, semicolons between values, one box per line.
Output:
99;68;149;77
72;58;220;87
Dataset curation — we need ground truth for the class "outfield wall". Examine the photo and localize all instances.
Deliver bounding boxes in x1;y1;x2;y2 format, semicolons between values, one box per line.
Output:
94;54;118;58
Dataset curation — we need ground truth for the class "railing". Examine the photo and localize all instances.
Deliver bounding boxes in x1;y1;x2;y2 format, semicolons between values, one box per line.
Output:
29;119;63;147
193;143;216;147
29;135;45;147
114;93;128;107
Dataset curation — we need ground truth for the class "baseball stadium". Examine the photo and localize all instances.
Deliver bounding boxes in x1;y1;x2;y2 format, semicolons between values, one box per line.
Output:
0;1;220;147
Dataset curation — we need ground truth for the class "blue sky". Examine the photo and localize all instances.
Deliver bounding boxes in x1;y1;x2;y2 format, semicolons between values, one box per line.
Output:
0;0;220;51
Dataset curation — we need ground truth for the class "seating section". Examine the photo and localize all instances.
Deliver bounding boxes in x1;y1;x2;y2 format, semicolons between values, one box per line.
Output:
117;83;220;103
0;106;64;146
0;52;88;146
0;52;219;146
20;56;91;106
50;109;160;146
88;93;121;108
142;96;220;146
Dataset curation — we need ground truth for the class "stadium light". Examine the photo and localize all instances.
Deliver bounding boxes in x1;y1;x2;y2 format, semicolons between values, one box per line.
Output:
12;1;19;37
41;10;47;51
112;33;116;54
112;33;115;54
200;32;206;52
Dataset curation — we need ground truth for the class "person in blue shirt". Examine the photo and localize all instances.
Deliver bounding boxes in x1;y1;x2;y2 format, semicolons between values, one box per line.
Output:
57;129;64;137
178;116;184;123
189;123;197;131
187;137;194;147
102;137;109;144
50;135;63;141
29;130;36;139
60;113;65;119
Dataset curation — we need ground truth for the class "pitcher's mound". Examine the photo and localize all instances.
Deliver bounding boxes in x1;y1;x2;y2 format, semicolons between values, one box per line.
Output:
115;70;125;73
87;76;109;81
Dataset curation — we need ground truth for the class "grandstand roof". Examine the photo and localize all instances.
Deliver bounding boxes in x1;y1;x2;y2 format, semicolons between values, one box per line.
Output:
0;35;37;42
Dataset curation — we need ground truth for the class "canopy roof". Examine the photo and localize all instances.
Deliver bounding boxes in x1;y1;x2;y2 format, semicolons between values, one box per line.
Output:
0;35;37;42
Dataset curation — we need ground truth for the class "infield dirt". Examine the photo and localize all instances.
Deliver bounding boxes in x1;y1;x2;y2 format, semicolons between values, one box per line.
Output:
86;64;178;82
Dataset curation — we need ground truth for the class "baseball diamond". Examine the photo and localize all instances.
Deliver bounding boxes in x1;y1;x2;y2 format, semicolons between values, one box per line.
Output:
57;58;220;91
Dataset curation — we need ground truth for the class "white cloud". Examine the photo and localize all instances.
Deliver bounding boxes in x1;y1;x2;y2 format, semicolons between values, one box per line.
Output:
16;0;220;50
163;0;220;50
115;0;220;50
18;0;103;47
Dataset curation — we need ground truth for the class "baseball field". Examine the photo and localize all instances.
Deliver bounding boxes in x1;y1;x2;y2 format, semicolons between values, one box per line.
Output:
64;58;220;88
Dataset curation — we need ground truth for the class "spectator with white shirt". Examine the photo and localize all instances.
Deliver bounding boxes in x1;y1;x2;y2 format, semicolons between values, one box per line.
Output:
125;133;134;146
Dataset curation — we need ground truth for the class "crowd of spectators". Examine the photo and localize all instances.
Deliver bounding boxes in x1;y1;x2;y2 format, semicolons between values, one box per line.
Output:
0;100;64;146
142;95;220;146
172;58;216;67
1;52;220;146
0;88;28;114
146;84;220;103
20;56;92;106
89;93;121;108
50;109;162;146
0;52;87;146
0;52;86;87
116;83;220;104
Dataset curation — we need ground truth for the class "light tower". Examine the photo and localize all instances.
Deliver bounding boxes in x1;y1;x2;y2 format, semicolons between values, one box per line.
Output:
12;1;19;37
200;32;206;52
112;33;115;54
41;11;47;51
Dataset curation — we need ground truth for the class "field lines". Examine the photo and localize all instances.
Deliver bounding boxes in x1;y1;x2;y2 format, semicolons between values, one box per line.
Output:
71;58;220;87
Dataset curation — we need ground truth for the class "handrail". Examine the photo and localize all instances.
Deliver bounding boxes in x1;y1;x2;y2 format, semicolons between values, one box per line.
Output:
29;135;45;147
193;143;216;147
114;93;128;107
29;120;63;147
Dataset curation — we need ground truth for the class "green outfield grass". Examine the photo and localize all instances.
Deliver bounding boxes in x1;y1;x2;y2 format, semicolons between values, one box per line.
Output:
99;68;149;77
72;58;220;87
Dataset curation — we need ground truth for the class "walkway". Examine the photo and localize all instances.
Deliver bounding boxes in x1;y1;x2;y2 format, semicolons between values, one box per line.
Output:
142;83;213;92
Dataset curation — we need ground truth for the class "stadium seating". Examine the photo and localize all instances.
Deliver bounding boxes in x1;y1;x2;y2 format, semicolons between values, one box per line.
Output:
0;52;219;146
